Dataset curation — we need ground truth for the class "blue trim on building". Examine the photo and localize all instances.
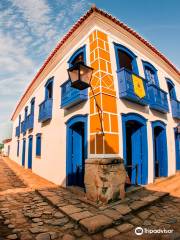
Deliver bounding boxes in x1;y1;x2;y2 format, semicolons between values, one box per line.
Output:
142;60;159;86
174;127;180;171
66;114;88;187
61;45;88;109
68;45;87;67
114;42;139;75
22;138;26;166
122;112;148;185
45;77;54;100
28;135;33;169
166;78;180;119
38;77;54;122
166;78;177;100
30;97;35;113
151;120;168;178
61;81;88;109
36;133;41;156
116;68;149;106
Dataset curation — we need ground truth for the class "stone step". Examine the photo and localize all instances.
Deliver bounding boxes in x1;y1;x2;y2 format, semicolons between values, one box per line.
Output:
37;188;169;234
125;185;144;196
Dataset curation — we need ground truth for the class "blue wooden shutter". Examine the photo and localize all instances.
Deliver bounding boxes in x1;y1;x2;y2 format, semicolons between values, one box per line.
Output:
36;134;41;156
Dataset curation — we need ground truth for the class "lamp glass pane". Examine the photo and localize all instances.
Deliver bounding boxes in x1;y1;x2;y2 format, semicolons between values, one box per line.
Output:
69;69;79;83
80;65;93;84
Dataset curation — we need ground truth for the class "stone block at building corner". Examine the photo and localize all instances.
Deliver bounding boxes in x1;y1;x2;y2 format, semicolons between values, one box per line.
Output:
84;157;126;204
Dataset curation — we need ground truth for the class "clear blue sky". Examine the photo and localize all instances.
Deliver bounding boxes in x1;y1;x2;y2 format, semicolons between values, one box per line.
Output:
0;0;179;142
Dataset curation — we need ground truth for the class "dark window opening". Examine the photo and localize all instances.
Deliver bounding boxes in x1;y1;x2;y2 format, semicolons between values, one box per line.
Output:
25;107;28;119
118;49;133;72
31;99;35;113
19;115;21;126
46;81;53;99
167;82;176;100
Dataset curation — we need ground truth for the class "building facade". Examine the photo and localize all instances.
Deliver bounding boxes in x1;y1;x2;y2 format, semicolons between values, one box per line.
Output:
9;7;180;189
2;138;12;157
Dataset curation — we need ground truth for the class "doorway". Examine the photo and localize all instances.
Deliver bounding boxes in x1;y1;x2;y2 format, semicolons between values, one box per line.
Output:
22;138;26;166
66;115;87;188
28;136;33;169
122;113;148;186
174;127;180;171
152;121;168;178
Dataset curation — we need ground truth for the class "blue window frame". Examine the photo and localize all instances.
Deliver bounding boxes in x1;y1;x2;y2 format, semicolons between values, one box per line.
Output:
19;115;21;127
17;140;20;156
166;78;180;119
38;78;54;123
166;78;177;100
25;106;28;119
114;42;139;75
36;133;41;156
68;45;86;67
45;78;54;100
60;45;88;109
142;61;159;86
30;97;35;113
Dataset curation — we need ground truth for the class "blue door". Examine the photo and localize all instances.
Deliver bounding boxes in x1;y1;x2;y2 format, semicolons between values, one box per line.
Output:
122;113;148;186
28;136;33;169
175;131;180;170
154;128;164;177
66;115;87;187
71;124;84;186
22;139;26;166
131;127;142;184
152;121;168;178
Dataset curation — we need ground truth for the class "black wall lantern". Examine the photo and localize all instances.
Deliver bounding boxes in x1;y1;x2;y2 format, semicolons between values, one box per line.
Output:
67;61;104;134
67;61;93;90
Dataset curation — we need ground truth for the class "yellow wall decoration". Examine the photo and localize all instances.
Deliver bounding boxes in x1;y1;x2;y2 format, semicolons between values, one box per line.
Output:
132;74;146;99
89;30;119;155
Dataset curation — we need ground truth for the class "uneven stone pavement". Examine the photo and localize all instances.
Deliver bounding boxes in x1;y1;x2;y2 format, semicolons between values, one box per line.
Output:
0;156;180;240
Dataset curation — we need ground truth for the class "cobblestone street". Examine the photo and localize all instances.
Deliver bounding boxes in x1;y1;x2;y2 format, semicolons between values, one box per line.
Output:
0;156;180;240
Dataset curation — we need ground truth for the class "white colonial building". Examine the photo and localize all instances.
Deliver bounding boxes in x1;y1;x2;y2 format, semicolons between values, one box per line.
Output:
9;7;180;194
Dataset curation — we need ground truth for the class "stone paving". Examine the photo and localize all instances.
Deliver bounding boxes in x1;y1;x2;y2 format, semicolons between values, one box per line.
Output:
0;156;180;240
0;158;26;192
37;187;168;234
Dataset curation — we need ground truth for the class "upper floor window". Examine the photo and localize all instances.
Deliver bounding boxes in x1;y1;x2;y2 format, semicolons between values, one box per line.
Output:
114;43;139;75
166;78;177;100
18;115;21;126
142;61;159;86
30;98;35;114
45;78;53;99
68;45;86;67
25;106;28;119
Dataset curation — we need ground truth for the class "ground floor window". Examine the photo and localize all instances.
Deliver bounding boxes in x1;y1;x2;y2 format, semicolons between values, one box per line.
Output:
36;134;41;157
